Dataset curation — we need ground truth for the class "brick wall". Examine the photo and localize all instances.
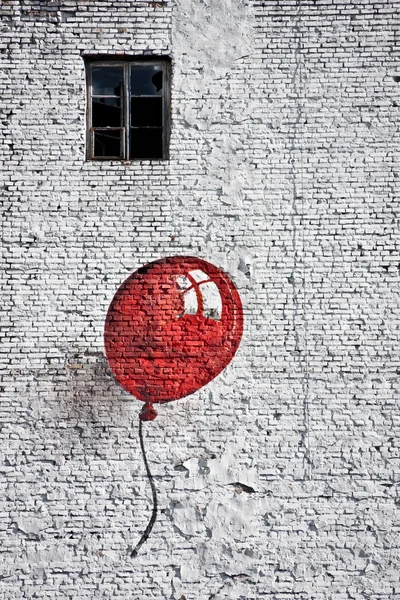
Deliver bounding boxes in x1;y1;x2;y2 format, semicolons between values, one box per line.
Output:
1;1;399;598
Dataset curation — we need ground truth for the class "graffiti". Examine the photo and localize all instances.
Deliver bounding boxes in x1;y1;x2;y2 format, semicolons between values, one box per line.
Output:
104;256;243;414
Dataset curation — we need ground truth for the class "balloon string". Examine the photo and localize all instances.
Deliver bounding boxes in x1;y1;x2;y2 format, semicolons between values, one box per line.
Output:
131;418;158;558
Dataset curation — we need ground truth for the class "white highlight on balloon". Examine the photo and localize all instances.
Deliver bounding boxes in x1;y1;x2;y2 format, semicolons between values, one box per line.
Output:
177;271;222;321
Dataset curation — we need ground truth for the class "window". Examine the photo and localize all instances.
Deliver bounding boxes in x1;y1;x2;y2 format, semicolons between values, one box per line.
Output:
85;58;170;160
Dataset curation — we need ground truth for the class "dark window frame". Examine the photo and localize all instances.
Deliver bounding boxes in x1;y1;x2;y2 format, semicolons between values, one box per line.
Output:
85;57;171;161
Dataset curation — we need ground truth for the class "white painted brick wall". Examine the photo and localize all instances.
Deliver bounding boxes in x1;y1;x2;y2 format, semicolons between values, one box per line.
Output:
1;0;400;598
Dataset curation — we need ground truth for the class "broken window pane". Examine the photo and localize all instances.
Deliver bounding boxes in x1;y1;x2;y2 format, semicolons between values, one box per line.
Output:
94;129;122;158
130;128;163;159
92;66;123;96
92;97;121;127
130;97;162;127
130;66;163;96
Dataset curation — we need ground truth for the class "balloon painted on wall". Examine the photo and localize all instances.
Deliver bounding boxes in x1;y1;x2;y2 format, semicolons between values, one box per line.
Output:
104;256;243;556
104;256;243;420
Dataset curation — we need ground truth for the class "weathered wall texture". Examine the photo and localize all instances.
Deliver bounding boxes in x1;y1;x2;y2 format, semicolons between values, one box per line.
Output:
1;0;400;598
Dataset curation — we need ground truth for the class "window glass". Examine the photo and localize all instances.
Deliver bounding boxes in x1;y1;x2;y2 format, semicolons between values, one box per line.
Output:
130;66;163;96
130;128;163;159
92;66;123;96
94;130;123;157
92;98;121;127
131;97;162;127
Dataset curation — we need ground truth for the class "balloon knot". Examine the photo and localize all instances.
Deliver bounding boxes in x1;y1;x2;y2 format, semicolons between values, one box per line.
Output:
140;401;157;422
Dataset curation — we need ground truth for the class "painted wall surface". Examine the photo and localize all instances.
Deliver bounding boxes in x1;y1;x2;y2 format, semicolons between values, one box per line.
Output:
1;1;400;598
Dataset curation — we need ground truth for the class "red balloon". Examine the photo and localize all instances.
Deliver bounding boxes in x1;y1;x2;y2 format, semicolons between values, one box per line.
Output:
104;257;243;410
